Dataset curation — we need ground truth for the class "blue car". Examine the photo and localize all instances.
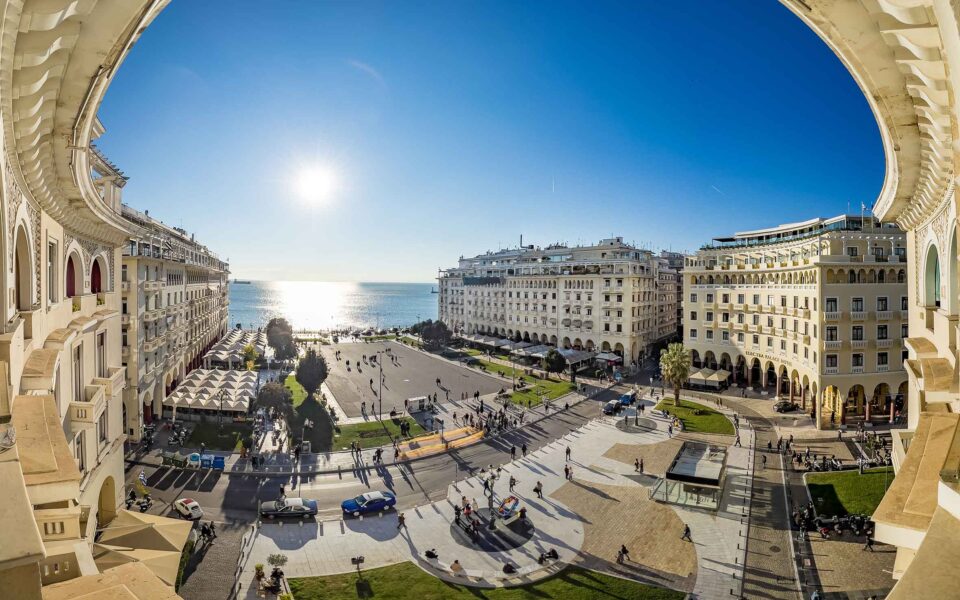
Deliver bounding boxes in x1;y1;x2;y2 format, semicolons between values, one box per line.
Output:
619;392;635;405
341;491;397;517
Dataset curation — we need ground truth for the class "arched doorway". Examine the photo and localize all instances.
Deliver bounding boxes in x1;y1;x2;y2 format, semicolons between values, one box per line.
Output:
143;391;153;424
846;384;866;422
750;359;761;387
14;226;31;311
821;385;841;427
871;383;890;421
98;475;117;526
66;253;81;298
91;257;103;294
925;244;941;308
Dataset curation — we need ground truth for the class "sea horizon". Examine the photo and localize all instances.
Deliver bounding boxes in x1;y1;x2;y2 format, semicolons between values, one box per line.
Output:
227;280;439;332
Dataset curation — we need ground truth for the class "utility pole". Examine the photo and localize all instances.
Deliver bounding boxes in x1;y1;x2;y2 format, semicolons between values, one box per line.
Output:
378;351;383;420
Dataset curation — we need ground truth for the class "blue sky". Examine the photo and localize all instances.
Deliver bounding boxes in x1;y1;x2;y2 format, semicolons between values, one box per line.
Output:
98;0;883;282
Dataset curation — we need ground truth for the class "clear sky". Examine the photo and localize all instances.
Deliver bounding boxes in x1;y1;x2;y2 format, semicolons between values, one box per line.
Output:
97;0;883;282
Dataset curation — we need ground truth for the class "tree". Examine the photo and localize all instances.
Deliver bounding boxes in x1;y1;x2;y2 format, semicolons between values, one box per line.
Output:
295;348;328;399
256;382;293;421
660;342;691;406
541;349;566;377
241;344;259;370
420;320;452;350
266;317;297;360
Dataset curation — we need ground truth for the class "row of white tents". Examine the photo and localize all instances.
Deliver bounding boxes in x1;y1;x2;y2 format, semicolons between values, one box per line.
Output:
203;329;270;368
162;368;259;413
687;368;731;388
458;334;613;367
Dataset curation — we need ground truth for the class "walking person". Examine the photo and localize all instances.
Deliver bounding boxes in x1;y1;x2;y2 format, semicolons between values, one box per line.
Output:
634;458;640;472
564;465;570;480
521;443;527;457
565;446;571;461
509;476;517;492
534;481;544;499
734;433;741;447
397;512;407;530
863;536;875;552
681;524;692;541
762;454;767;470
510;445;516;460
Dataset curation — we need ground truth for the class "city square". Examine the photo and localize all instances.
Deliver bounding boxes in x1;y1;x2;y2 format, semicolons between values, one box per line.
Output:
1;1;959;600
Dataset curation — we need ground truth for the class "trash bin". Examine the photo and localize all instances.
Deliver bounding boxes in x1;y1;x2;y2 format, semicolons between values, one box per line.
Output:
212;456;226;470
200;454;214;469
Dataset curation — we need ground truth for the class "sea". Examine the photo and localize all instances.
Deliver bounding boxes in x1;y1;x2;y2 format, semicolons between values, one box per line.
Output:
227;281;438;332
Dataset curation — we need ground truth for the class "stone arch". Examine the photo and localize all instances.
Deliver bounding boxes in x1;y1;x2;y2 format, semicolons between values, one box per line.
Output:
573;337;582;350
97;475;118;526
847;384;866;421
522;331;530;342
13;224;32;311
750;358;761;386
613;342;624;356
549;335;557;345
691;349;701;368
90;253;108;294
821;385;841;425
65;249;83;298
703;351;717;370
924;242;941;307
950;226;959;314
142;390;154;424
719;352;732;371
531;332;539;344
585;339;595;351
562;337;571;349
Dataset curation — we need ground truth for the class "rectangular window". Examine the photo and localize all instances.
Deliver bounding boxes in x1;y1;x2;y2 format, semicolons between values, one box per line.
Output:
901;296;908;310
689;329;697;339
47;241;57;303
690;293;697;302
752;334;759;345
826;354;838;368
877;325;888;340
901;324;908;338
98;409;107;444
722;312;729;323
737;294;744;303
72;346;82;403
690;311;698;321
877;352;888;366
825;298;838;312
737;333;744;343
705;312;714;322
706;293;714;303
877;297;888;311
722;331;729;341
852;353;864;367
752;294;760;305
74;433;85;473
846;246;858;257
722;293;729;303
705;330;713;340
825;326;837;341
852;297;864;312
852;326;863;341
96;332;106;379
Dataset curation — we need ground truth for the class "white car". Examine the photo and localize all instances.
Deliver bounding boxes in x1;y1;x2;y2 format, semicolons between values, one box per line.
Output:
173;498;204;520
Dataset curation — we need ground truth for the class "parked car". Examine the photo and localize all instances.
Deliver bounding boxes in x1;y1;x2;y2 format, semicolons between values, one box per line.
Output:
774;401;800;413
341;491;397;517
173;498;204;520
602;399;620;415
259;497;319;519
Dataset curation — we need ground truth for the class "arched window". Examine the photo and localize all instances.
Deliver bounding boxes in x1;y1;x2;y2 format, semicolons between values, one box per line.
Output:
66;253;82;298
91;258;103;294
13;226;31;311
925;245;941;308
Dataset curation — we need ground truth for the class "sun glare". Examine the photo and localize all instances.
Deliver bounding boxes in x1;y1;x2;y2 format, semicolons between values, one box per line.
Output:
295;165;337;204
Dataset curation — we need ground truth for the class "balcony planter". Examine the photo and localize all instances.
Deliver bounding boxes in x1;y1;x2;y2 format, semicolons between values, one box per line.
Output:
72;298;81;312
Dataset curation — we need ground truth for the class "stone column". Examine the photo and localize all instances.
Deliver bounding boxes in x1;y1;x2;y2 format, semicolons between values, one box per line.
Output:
865;394;871;421
890;397;896;423
789;380;795;403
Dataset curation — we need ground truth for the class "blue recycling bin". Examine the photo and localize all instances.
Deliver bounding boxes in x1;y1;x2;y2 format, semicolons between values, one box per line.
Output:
200;454;214;469
212;456;225;470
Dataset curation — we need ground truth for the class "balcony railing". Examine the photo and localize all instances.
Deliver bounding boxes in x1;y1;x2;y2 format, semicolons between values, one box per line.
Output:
851;311;866;321
851;340;867;349
876;310;891;320
825;366;839;374
824;340;842;349
824;312;840;321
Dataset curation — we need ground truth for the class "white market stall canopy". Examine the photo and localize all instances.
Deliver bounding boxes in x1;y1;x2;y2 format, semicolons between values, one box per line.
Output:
516;344;552;358
688;368;730;388
163;369;258;412
595;352;622;362
203;330;269;366
558;348;595;365
506;341;534;352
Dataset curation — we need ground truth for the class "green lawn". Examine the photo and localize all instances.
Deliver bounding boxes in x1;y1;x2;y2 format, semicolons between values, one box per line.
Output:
289;562;684;600
285;374;309;407
654;399;734;435
400;336;423;349
364;334;398;342
333;417;426;451
806;467;894;516
185;422;251;452
475;360;574;407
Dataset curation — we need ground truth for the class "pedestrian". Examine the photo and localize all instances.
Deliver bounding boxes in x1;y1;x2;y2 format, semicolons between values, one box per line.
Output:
639;458;644;473
564;465;569;480
509;476;517;492
461;495;468;509
279;485;285;500
668;424;673;437
454;504;462;525
863;536;875;552
567;466;574;480
510;445;516;460
483;478;491;495
838;428;843;441
762;455;767;470
535;481;544;499
618;544;630;563
521;443;527;457
397;512;407;530
565;446;571;461
734;434;741;447
681;524;691;541
634;458;640;472
209;520;217;539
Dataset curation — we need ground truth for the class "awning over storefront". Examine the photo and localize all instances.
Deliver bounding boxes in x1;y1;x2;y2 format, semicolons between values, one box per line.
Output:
516;344;551;358
557;348;595;365
506;341;534;351
595;352;622;362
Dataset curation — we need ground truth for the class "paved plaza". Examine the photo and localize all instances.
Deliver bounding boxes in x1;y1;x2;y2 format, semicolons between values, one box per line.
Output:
239;394;751;598
319;341;505;418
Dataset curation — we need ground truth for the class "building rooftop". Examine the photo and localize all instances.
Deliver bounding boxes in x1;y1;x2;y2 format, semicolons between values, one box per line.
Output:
11;394;81;487
40;561;182;600
0;441;46;567
704;214;903;250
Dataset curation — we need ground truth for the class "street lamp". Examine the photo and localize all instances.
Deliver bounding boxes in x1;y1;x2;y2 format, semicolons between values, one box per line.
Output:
378;350;384;420
217;389;225;432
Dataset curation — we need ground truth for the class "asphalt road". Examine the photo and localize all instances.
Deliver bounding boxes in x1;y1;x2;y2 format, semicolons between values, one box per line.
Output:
125;383;625;526
318;341;505;418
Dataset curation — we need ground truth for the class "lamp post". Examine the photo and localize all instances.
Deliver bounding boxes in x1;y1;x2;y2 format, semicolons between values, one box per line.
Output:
217;389;225;432
378;351;384;420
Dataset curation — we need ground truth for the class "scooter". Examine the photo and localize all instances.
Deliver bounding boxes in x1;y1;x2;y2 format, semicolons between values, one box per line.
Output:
137;494;153;512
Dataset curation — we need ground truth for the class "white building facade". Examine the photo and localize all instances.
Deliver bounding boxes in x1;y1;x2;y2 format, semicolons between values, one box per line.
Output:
438;237;679;363
684;215;908;429
120;206;229;441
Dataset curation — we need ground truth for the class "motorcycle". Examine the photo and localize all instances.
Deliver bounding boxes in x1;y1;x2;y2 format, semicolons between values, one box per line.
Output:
137;494;153;512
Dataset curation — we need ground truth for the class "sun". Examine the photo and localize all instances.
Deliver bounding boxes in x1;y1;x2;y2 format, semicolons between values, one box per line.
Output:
294;165;338;204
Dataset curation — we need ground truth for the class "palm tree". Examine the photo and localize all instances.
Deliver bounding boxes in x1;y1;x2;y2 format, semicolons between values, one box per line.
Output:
660;342;691;407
